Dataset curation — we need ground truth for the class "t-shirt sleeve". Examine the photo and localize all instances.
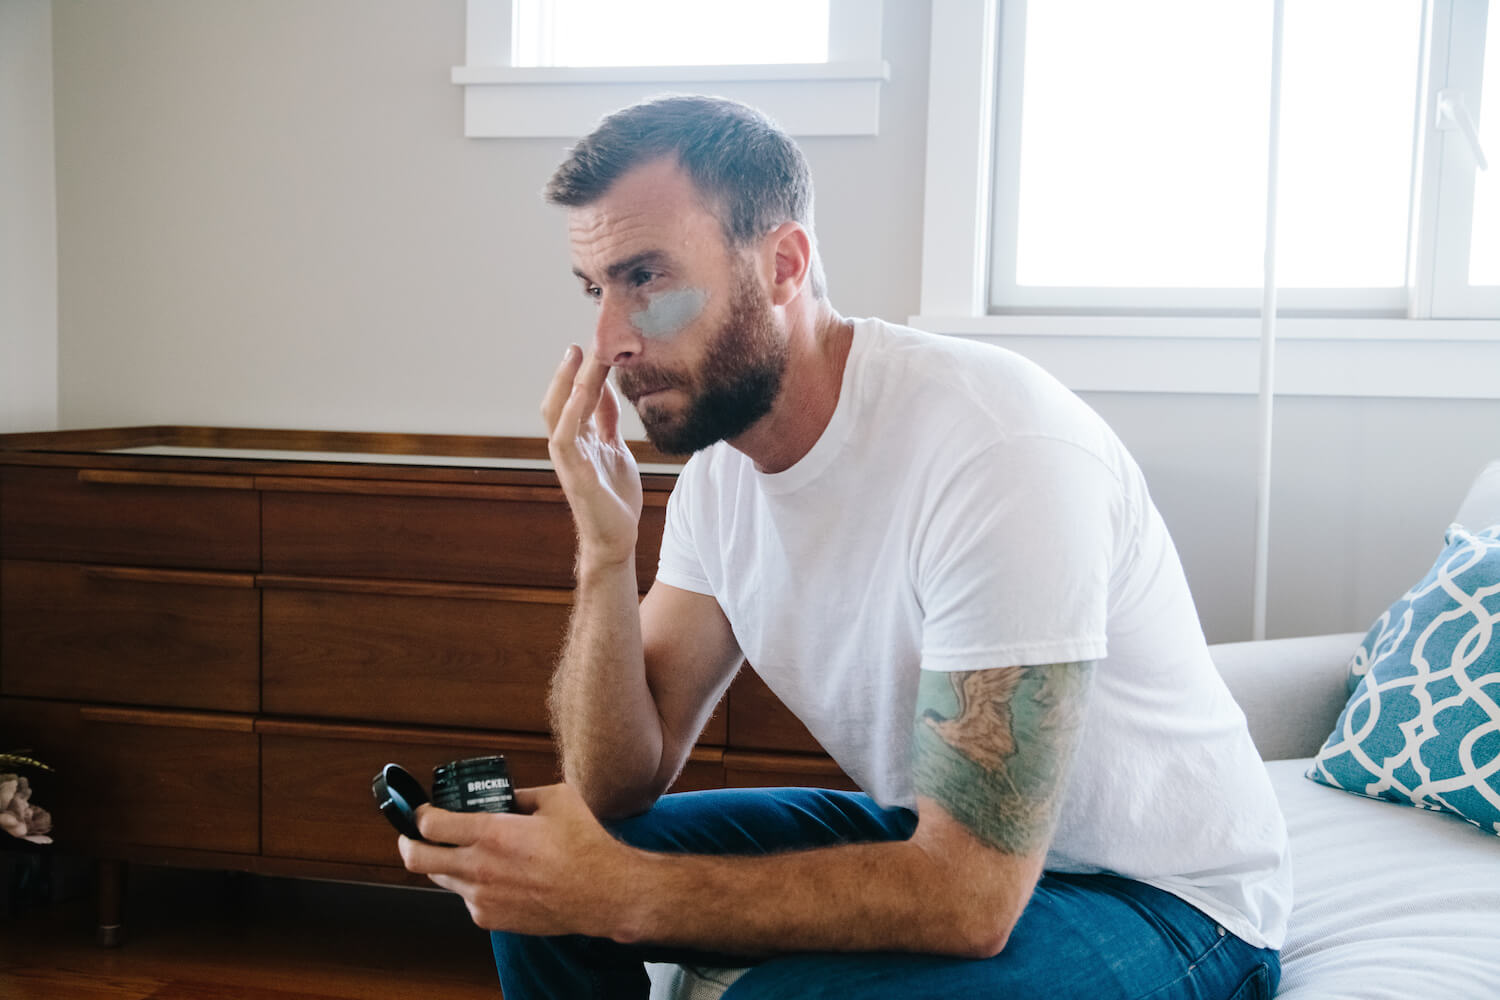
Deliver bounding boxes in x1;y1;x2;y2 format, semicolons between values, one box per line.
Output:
917;435;1127;672
653;471;716;597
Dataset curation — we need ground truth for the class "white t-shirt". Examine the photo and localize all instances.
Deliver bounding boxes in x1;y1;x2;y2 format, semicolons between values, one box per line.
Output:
655;317;1292;950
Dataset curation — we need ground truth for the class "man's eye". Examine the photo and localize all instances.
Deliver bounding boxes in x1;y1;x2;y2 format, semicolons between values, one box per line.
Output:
585;284;602;300
630;270;658;288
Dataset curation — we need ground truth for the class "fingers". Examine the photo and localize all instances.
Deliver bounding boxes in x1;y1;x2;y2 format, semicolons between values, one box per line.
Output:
412;802;499;848
399;805;507;877
511;782;568;814
595;376;623;444
398;832;450;875
560;353;611;439
541;344;584;434
543;346;618;457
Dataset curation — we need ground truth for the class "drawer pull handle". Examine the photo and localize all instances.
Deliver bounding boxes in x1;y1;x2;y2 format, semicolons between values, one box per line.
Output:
77;469;254;491
82;565;256;589
80;706;256;733
255;476;567;503
255;573;572;603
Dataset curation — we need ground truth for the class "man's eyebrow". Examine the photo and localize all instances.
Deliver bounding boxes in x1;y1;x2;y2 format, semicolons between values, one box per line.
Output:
573;250;671;285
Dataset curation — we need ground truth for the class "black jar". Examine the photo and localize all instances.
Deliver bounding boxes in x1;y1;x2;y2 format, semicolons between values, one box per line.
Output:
430;755;516;813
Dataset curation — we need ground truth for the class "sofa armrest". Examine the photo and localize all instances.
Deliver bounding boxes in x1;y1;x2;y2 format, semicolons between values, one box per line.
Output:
1208;632;1365;761
1454;458;1500;530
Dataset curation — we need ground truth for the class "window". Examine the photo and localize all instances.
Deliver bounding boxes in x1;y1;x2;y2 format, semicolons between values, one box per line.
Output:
993;0;1419;314
989;0;1496;318
917;0;1500;399
453;0;887;138
1425;0;1499;316
511;0;828;68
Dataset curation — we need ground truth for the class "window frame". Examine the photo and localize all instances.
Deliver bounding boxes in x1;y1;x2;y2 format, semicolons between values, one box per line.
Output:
1424;0;1500;317
452;0;888;138
915;0;1500;399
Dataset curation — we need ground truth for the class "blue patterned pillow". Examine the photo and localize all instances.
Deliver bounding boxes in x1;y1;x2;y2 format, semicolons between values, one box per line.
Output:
1308;524;1500;835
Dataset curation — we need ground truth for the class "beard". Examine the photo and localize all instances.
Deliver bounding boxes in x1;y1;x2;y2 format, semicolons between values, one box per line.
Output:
616;264;788;456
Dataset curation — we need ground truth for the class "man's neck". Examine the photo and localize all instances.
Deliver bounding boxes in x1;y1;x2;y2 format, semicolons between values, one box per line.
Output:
730;303;854;475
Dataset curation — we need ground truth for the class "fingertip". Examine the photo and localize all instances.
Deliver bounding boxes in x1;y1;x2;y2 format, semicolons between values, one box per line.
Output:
557;344;584;381
513;782;570;813
414;802;452;843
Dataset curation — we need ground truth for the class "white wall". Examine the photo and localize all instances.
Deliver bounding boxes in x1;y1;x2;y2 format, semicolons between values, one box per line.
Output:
50;0;929;438
0;0;58;432
1087;392;1500;643
41;0;1500;643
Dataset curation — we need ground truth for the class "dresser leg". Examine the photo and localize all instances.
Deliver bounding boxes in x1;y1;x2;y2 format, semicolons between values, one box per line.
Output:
96;859;126;947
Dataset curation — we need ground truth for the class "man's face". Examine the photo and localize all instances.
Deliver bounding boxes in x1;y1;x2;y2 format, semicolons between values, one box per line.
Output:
617;257;787;455
567;159;788;454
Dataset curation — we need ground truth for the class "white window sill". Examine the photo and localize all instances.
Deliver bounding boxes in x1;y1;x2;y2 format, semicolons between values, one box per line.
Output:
451;61;889;138
909;315;1500;399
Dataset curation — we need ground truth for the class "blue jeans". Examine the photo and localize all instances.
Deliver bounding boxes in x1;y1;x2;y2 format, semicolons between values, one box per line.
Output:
491;787;1280;999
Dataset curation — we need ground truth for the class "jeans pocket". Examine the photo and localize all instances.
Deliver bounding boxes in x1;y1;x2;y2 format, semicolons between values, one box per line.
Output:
1227;963;1270;1000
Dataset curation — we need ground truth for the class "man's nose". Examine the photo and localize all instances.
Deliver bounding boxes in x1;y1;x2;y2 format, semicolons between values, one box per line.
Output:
593;294;643;367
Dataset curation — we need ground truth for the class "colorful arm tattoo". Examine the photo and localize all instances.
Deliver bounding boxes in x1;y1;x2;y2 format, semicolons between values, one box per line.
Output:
912;662;1094;855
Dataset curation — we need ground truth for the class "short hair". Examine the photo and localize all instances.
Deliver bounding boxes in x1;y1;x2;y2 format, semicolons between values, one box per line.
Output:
545;95;827;299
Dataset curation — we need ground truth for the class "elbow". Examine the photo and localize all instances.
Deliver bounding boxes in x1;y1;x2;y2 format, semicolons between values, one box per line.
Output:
567;761;671;821
959;923;1012;961
572;780;661;822
560;749;670;821
937;888;1022;959
591;795;659;823
936;907;1013;960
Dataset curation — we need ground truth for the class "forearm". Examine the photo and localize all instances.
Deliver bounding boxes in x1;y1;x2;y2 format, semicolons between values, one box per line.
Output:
549;555;666;817
616;828;1032;959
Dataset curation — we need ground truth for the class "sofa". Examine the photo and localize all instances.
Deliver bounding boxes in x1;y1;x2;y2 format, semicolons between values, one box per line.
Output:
650;459;1500;999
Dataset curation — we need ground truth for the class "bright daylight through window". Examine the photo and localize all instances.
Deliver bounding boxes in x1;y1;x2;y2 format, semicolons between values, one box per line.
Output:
990;0;1497;318
511;0;830;67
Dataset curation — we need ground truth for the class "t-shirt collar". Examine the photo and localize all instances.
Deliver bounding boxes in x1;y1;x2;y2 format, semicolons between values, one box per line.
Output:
754;317;870;496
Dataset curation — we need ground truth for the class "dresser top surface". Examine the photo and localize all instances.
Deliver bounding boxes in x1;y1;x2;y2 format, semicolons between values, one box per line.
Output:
0;426;684;484
104;444;683;475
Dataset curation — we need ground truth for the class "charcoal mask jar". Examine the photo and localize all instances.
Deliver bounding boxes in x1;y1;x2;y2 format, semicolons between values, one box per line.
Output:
372;754;516;845
430;755;516;814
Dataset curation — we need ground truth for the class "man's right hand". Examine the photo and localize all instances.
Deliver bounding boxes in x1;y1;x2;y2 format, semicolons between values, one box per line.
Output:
542;345;644;569
542;347;744;818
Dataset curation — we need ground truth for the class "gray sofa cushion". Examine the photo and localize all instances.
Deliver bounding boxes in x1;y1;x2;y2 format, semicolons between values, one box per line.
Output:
1209;632;1365;761
1455;458;1500;531
1268;758;1500;999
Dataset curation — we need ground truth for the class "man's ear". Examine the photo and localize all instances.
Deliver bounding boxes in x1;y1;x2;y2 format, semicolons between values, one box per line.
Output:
763;222;813;307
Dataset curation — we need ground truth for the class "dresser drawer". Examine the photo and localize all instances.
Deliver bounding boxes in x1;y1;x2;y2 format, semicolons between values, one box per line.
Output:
727;668;825;754
1;560;260;711
0;466;260;570
260;484;667;592
260;723;724;866
261;581;568;731
0;699;259;854
723;751;858;792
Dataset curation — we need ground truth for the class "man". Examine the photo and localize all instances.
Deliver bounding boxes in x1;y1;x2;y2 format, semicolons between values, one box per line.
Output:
400;96;1291;999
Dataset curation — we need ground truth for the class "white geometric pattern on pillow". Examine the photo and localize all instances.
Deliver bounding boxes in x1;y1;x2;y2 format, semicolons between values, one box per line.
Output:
1308;524;1500;834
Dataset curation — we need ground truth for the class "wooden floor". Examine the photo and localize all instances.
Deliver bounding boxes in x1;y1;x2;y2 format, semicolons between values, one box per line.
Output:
0;861;502;1000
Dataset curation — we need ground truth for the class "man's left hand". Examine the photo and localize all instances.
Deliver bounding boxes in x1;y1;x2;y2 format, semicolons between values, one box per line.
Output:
398;782;638;939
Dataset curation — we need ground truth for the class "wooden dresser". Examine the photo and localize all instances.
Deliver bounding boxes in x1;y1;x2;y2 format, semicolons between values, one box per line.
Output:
0;426;851;942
